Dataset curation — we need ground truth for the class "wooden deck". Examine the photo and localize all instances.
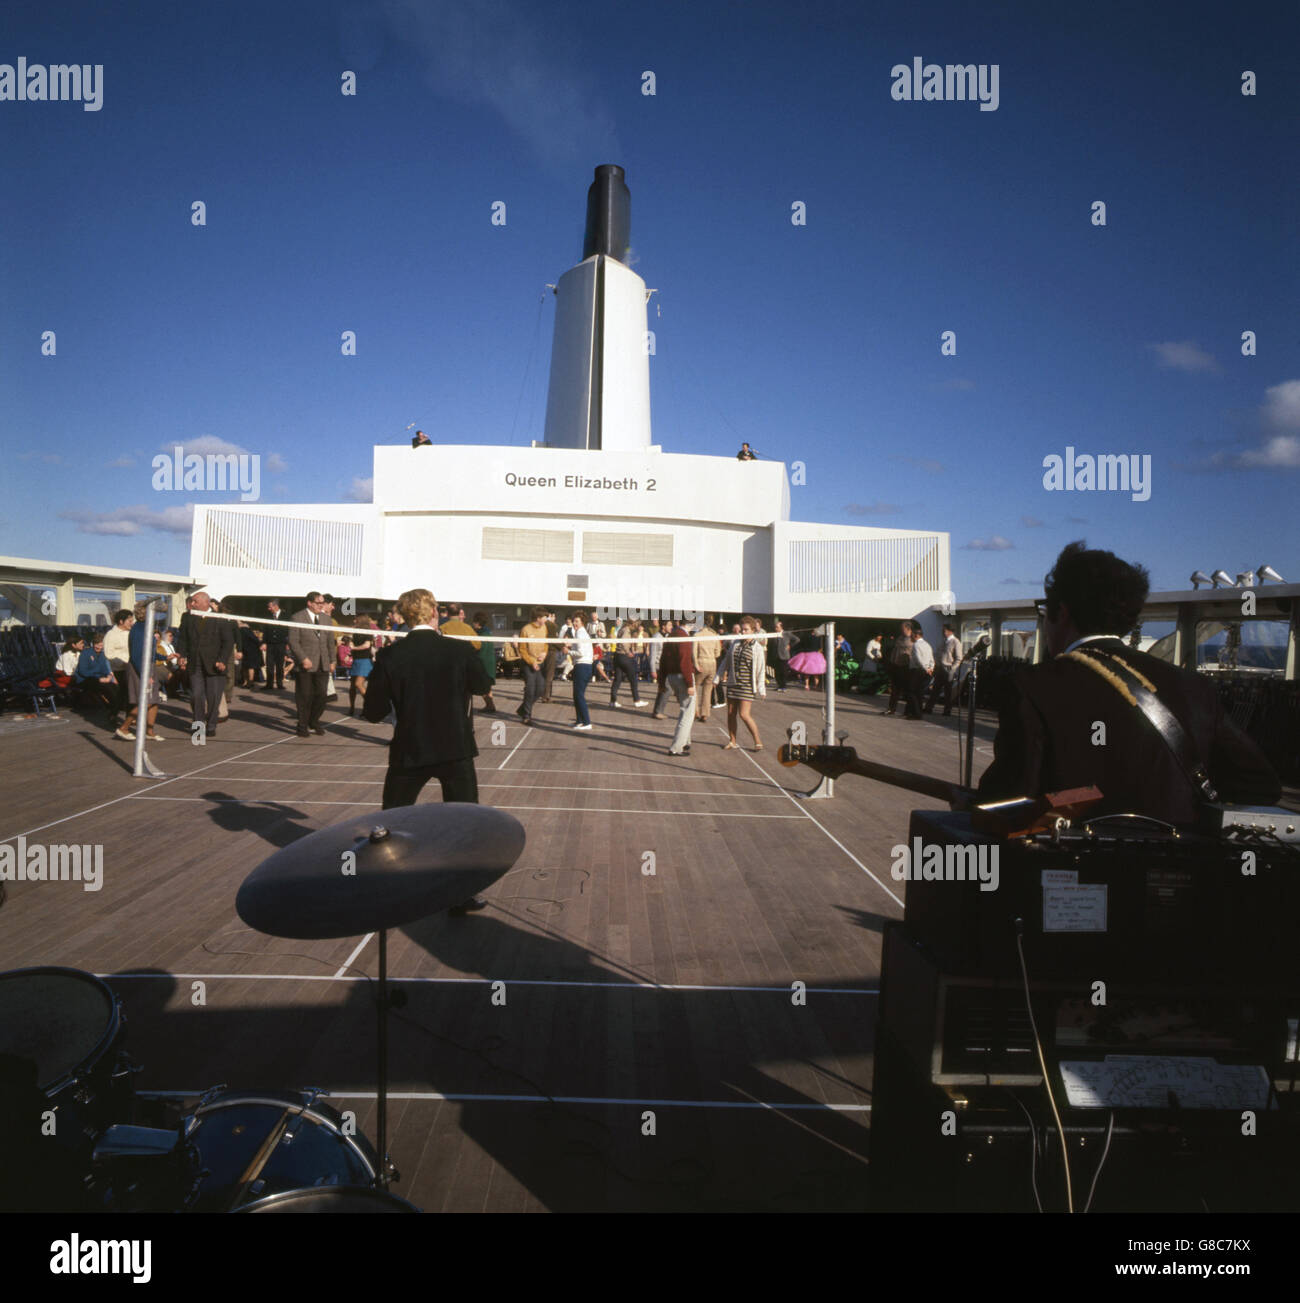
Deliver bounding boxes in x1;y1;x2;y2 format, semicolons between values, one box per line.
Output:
0;677;993;1212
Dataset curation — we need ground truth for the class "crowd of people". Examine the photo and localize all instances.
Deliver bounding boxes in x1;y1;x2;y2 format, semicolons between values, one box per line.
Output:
46;539;1287;846
57;594;825;758
56;592;978;749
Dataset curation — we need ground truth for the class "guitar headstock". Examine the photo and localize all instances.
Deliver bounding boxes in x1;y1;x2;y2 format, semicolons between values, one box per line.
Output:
778;744;859;777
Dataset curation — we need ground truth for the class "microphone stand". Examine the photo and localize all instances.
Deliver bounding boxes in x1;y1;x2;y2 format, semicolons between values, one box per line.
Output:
961;637;990;790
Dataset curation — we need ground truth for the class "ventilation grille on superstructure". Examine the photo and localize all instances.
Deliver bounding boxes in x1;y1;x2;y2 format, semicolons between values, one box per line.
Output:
788;536;941;595
481;528;575;563
203;511;364;577
581;532;674;567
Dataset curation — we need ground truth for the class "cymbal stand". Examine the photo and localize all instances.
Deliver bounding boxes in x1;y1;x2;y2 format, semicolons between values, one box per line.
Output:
374;928;401;1188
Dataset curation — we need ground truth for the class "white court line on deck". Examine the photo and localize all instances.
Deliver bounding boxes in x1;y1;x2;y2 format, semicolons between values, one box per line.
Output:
712;724;907;911
497;727;532;770
149;777;784;797
102;971;877;994
334;933;374;979
0;729;318;845
130;797;806;817
138;1089;869;1110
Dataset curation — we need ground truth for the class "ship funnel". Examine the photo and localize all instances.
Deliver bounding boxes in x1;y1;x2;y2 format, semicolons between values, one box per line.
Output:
583;164;631;263
542;165;651;452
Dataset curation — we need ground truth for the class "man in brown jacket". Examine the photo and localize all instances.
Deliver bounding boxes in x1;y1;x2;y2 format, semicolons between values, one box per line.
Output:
517;607;549;725
288;591;338;736
693;620;723;722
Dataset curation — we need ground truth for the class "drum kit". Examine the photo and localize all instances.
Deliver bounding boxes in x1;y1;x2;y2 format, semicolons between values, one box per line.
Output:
0;803;525;1214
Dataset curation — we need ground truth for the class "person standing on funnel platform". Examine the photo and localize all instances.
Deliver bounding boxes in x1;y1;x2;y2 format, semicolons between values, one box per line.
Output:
363;588;492;914
978;541;1281;823
288;592;337;736
176;590;234;739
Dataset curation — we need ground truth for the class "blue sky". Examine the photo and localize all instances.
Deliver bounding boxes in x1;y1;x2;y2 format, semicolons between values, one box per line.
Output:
3;0;1297;600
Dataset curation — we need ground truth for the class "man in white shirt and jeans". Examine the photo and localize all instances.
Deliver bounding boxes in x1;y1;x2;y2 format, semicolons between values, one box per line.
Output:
904;622;934;720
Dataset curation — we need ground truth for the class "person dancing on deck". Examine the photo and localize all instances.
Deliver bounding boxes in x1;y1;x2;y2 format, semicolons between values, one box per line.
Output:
721;615;765;752
567;611;595;731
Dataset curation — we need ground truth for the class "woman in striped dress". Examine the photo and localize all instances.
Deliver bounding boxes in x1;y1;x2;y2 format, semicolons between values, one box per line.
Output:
720;614;766;751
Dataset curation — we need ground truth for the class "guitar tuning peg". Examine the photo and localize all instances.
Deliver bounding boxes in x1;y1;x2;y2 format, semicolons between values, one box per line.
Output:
836;731;849;744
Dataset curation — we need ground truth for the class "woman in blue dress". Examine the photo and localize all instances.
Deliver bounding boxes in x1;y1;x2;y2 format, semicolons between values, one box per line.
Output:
348;618;375;716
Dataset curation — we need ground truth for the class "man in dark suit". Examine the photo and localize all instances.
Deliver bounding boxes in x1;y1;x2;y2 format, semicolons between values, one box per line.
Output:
363;587;492;914
288;591;337;736
176;590;235;739
978;541;1280;824
262;599;289;689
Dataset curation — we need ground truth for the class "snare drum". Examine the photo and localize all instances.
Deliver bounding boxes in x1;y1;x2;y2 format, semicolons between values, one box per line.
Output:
0;967;134;1210
184;1089;382;1213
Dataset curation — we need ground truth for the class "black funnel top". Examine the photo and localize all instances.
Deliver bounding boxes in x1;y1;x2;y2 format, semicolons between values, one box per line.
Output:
582;164;630;264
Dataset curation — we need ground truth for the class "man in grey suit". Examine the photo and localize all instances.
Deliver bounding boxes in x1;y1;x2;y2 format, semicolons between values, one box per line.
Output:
289;591;337;736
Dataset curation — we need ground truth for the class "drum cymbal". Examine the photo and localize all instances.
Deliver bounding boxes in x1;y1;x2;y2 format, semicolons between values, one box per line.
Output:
236;804;526;939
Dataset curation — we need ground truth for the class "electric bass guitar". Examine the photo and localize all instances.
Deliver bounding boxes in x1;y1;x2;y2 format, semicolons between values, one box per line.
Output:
778;744;1101;838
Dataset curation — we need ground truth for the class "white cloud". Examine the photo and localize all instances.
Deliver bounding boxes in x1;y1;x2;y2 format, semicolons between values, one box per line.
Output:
61;504;195;536
1020;514;1044;527
1149;340;1218;373
844;501;901;516
1234;435;1300;469
154;438;287;473
107;455;135;468
1210;380;1300;469
1262;379;1300;430
891;455;944;474
382;0;619;168
962;535;1014;551
165;435;248;457
346;477;374;502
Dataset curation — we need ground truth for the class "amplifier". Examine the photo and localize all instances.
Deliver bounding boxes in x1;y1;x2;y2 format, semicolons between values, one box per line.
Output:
900;811;1300;980
872;924;1300;1212
878;922;1300;1090
870;1030;1300;1212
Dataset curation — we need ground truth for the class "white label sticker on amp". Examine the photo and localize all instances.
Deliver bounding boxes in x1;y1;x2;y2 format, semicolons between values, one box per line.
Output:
1042;869;1107;932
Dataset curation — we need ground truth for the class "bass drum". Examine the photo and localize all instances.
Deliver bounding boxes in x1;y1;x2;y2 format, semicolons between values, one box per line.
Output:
0;967;134;1212
184;1089;382;1213
236;1186;420;1213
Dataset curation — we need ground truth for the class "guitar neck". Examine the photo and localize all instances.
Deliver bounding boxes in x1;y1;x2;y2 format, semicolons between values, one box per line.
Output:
839;756;973;806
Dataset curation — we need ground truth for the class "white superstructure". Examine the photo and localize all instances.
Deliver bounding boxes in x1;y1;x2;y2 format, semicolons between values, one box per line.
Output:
189;166;949;620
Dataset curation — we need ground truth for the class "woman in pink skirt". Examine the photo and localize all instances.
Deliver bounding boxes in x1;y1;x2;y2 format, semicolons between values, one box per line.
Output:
788;636;826;689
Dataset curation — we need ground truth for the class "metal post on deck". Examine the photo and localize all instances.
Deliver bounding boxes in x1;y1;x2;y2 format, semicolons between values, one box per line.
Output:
801;621;836;800
132;601;168;780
